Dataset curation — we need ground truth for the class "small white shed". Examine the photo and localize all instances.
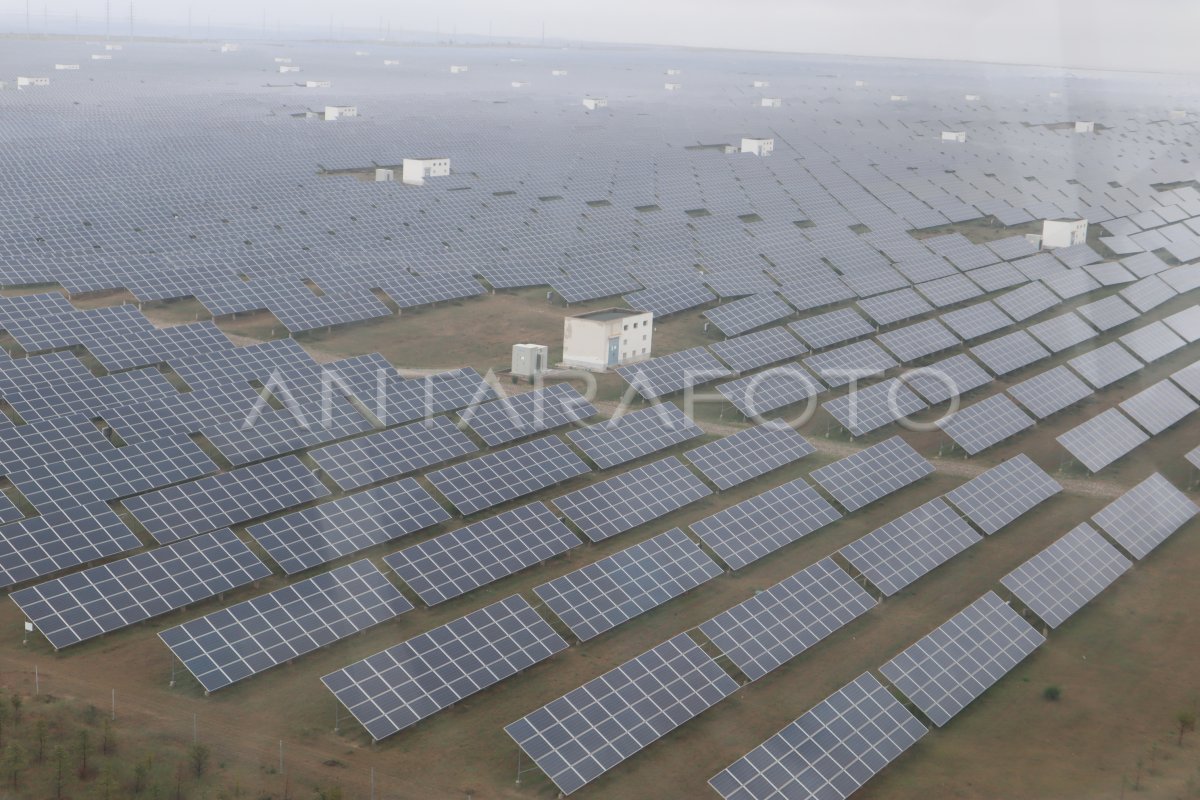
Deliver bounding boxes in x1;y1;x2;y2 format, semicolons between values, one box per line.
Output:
562;309;653;371
1042;218;1088;248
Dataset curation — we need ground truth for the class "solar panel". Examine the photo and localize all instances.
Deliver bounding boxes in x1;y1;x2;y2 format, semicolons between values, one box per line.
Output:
12;528;271;650
1076;295;1139;332
699;558;876;681
1119;274;1177;312
1172;360;1200;401
384;502;580;605
709;326;808;372
426;436;590;516
969;330;1050;376
1120;321;1187;363
689;477;842;570
308;417;479;491
566;403;702;469
802;340;898;388
704;292;795;337
1091;473;1199;559
936;393;1034;455
708;672;927;800
876;319;960;363
993;282;1059;321
122;456;331;544
0;413;115;477
1164;306;1200;342
1067;342;1143;389
1056;408;1149;472
552;456;711;541
716;364;827;416
683;421;815;490
1119;379;1198;435
825;378;927;436
533;527;721;640
839;498;981;596
504;633;738;796
460;383;596;446
1000;523;1131;628
810;436;933;512
1026;312;1098;353
900;353;993;405
323;595;567;740
616;346;733;400
943;454;1063;535
1006;366;1093;419
0;503;142;589
160;560;412;693
10;434;218;514
624;283;716;317
246;478;450;575
878;591;1044;726
856;288;934;326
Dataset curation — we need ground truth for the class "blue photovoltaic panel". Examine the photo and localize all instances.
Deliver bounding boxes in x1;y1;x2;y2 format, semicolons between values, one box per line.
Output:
460;382;596;446
322;595;567;740
552;456;711;541
683;421;815;490
0;503;142;589
810;436;934;512
533;527;720;640
246;478;450;574
12;529;272;650
308;416;479;491
566;403;702;469
426;436;591;515
384;502;580;605
698;557;876;680
160;560;413;692
505;633;738;796
709;673;927;800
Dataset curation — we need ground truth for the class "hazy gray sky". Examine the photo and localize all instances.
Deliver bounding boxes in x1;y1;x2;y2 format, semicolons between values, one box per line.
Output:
10;0;1200;73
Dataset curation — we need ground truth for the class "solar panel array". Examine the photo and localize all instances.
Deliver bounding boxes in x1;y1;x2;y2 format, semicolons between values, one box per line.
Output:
698;558;877;681
504;633;738;796
810;436;934;512
384;502;580;605
566;403;702;469
460;383;596;446
1000;523;1131;628
683;421;815;490
323;595;567;740
160;560;413;692
839;498;981;596
879;591;1045;726
427;435;591;515
13;529;271;650
936;394;1034;455
1091;473;1199;559
552;457;711;541
1056;408;1149;472
533;527;721;640
709;672;928;800
0;504;142;589
944;454;1062;534
308;416;478;491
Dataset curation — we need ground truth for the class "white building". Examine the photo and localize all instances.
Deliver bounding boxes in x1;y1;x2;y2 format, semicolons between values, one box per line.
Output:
740;137;774;156
305;80;332;88
752;80;769;88
1042;218;1088;249
664;82;682;91
562;309;653;371
511;80;529;88
890;94;908;101
219;43;238;53
551;69;568;76
855;79;867;87
760;97;782;108
54;64;80;70
105;43;123;50
278;65;300;73
374;168;394;182
401;157;450;186
665;68;682;75
965;93;981;101
582;97;608;110
1074;120;1096;133
275;57;292;63
91;54;112;60
383;59;400;66
354;50;369;56
16;76;49;88
941;130;967;143
450;65;469;74
324;105;357;120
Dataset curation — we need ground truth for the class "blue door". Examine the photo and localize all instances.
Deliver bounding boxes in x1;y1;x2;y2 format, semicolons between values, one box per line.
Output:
607;337;620;367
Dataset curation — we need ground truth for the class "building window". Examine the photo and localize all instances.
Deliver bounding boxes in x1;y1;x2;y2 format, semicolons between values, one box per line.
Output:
623;324;628;331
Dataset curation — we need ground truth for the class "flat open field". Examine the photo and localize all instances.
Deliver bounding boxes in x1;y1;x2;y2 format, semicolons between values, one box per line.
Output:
0;280;1196;800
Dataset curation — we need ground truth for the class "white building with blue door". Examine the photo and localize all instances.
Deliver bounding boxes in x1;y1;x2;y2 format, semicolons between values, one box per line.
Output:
562;308;653;372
